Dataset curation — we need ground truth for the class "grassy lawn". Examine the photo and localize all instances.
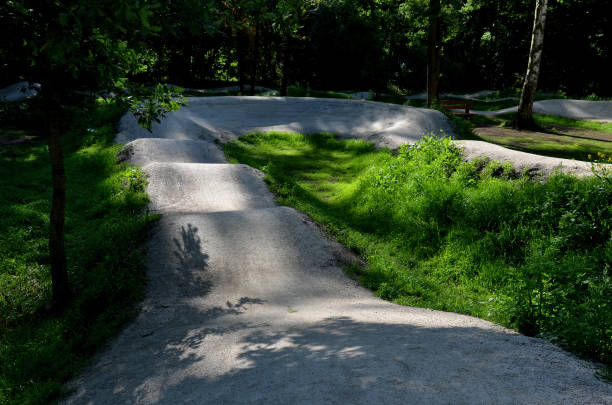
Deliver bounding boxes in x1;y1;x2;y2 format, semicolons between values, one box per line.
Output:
225;132;612;368
0;100;152;404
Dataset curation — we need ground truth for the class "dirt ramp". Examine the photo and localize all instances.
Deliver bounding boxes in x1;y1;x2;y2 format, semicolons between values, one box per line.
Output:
471;99;612;122
456;140;598;177
144;207;358;305
533;99;612;121
118;138;226;166
144;163;276;213
117;96;457;148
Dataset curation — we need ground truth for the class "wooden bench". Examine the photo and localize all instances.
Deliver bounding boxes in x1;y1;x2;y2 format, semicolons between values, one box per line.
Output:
441;100;473;118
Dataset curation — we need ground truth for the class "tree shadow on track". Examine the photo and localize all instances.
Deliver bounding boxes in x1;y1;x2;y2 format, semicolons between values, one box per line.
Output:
67;315;611;404
173;223;209;273
146;222;213;299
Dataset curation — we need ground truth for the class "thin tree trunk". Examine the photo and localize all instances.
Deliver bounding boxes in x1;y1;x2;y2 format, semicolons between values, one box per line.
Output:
236;31;245;93
264;29;273;84
280;37;290;96
516;0;548;129
249;24;259;96
427;0;441;108
44;85;70;307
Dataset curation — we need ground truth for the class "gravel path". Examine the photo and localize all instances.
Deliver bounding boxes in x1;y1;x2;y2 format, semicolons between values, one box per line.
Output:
64;97;612;404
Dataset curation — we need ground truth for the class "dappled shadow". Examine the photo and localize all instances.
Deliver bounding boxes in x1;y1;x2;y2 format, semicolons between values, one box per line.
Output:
173;223;209;272
144;221;213;300
169;223;211;298
64;314;612;404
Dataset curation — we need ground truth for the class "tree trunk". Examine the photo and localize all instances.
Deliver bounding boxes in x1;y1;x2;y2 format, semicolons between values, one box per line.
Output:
250;24;260;96
264;29;273;84
427;0;441;108
236;31;245;93
280;37;290;96
44;85;71;307
516;0;548;129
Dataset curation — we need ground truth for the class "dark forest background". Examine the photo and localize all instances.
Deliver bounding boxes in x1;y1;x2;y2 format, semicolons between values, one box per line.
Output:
2;0;610;96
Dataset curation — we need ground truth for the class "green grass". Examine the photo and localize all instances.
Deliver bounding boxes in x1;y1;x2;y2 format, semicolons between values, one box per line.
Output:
533;115;612;133
371;94;516;111
225;132;612;367
287;86;352;99
466;99;518;111
0;100;153;404
479;132;612;163
464;113;612;162
473;113;612;134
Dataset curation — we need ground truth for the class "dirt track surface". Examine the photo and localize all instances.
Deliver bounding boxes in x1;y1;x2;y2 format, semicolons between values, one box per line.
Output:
116;96;457;149
455;140;599;177
0;81;39;102
64;97;612;404
472;99;612;122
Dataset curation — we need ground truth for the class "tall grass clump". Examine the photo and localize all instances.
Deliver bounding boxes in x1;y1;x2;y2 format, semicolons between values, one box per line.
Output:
353;138;611;361
226;133;612;366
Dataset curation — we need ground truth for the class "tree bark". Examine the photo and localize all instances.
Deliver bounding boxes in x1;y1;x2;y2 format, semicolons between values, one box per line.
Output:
427;0;441;108
516;0;548;129
249;24;258;96
280;37;290;96
44;84;71;307
236;30;245;93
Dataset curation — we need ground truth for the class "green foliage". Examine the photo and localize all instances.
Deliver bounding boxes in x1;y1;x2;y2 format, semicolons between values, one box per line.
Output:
287;85;352;99
2;0;156;89
126;84;186;131
3;0;610;95
226;132;612;365
533;115;612;134
0;101;152;404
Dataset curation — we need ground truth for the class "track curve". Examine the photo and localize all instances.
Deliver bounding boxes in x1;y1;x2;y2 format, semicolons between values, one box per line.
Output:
64;97;612;404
